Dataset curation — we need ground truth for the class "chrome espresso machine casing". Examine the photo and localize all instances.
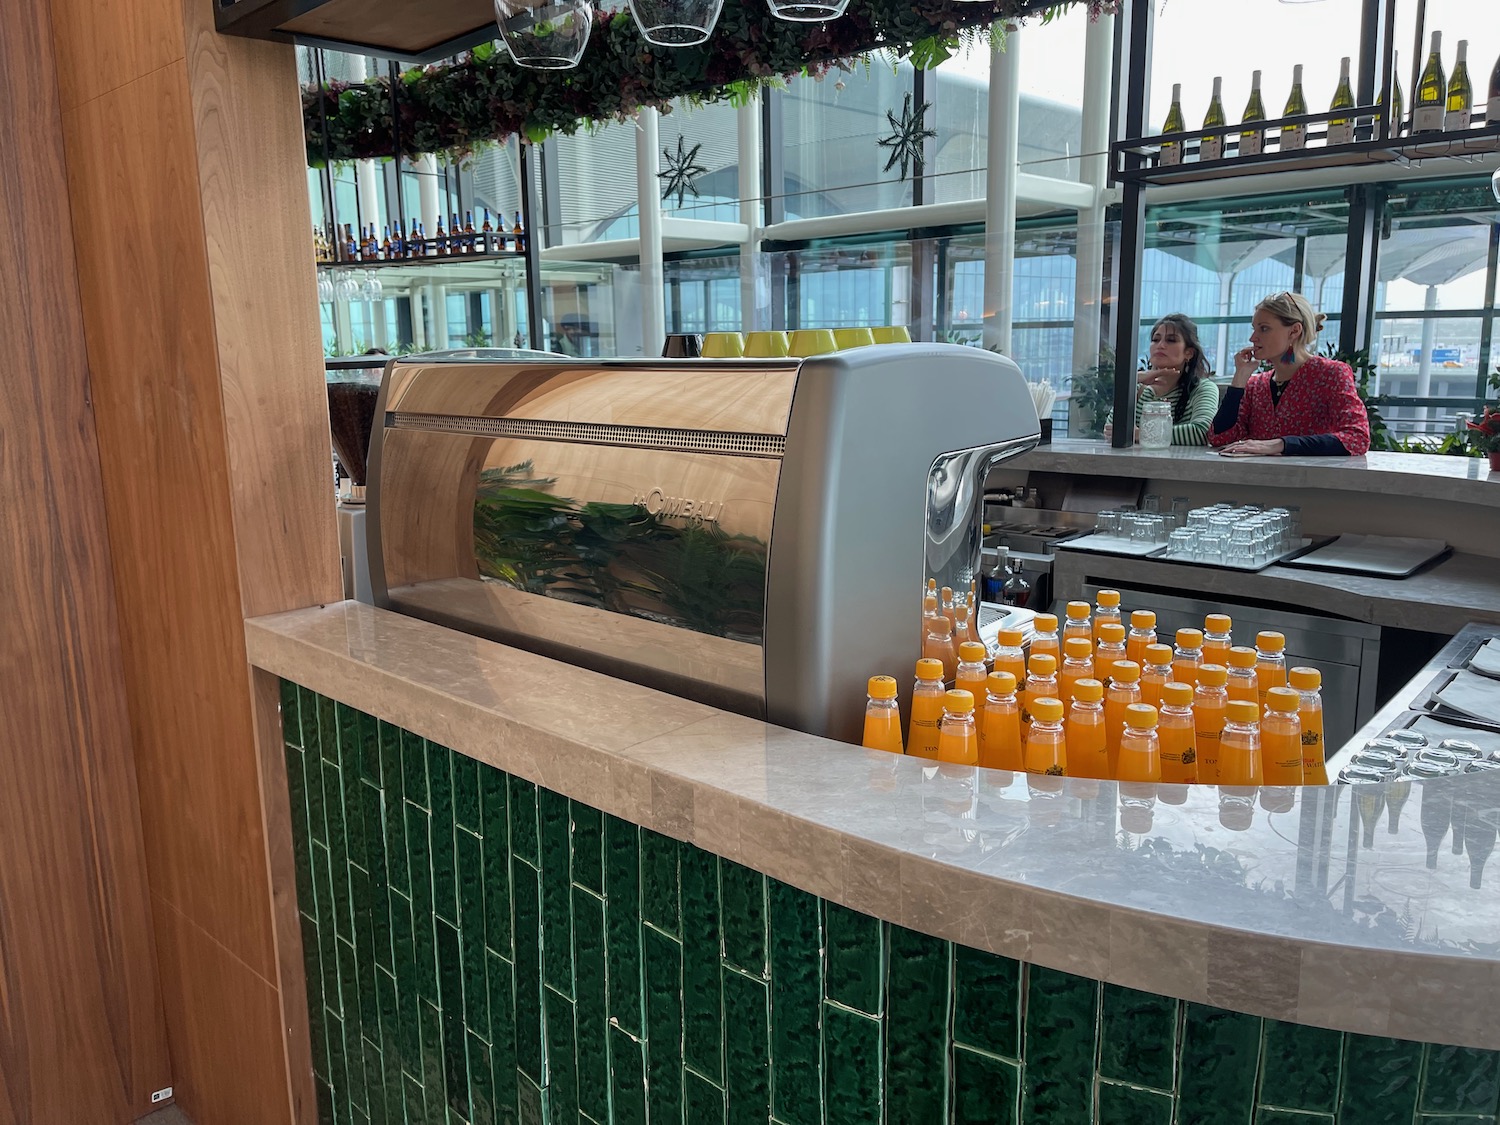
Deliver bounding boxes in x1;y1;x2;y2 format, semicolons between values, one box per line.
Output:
366;345;1039;743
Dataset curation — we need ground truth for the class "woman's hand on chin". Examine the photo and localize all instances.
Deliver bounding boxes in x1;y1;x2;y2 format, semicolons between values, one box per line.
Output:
1219;438;1285;457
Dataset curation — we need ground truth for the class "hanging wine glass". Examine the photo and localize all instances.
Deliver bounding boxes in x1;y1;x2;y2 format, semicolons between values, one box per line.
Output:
317;272;335;304
765;0;847;22
361;271;384;302
628;0;723;45
493;0;594;69
335;271;361;303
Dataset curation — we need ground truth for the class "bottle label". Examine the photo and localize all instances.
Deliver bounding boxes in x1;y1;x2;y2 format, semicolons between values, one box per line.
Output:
1201;137;1224;162
1328;122;1354;145
1446;109;1471;131
1412;105;1444;133
1281;126;1306;151
1160;141;1182;167
1241;133;1263;157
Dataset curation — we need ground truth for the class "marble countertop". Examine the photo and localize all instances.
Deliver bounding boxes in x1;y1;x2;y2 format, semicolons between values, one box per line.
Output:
249;601;1500;1046
1013;440;1500;510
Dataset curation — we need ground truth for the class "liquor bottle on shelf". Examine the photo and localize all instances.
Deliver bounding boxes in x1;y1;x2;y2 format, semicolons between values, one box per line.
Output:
481;209;497;254
390;222;405;260
1412;31;1447;134
1489;49;1500;125
1281;64;1309;151
366;224;382;261
1160;82;1186;166
464;211;478;253
512;211;527;253
451;213;464;254
1201;76;1227;161
495;213;511;253
1240;70;1267;156
434;216;449;257
1447;39;1473;131
344;223;358;262
381;226;393;262
1328;56;1357;145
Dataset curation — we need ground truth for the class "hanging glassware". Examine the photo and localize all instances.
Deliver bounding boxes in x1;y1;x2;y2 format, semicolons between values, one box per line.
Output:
628;0;724;45
317;271;335;304
361;271;384;302
765;0;847;22
335;271;362;303
493;0;594;69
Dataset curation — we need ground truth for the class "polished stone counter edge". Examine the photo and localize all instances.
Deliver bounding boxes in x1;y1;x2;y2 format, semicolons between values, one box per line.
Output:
246;601;1500;1049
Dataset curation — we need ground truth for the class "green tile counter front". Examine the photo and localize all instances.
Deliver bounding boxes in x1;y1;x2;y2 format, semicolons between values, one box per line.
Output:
279;682;1500;1125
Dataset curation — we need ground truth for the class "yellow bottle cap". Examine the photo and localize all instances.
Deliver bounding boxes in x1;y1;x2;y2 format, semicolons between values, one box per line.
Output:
1144;643;1174;666
1131;610;1157;629
1206;613;1232;632
1034;614;1059;632
1162;682;1194;706
1111;660;1142;683
1097;590;1121;608
916;658;945;681
1066;601;1091;620
959;642;988;663
987;671;1017;693
1289;666;1322;691
1197;664;1229;687
1176;628;1204;647
927;578;938;592
1125;703;1159;728
1226;646;1258;669
1028;653;1057;676
997;628;1024;647
1072;678;1104;702
1226;699;1259;723
941;586;954;601
1266;686;1300;712
1257;631;1286;653
945;689;976;713
1099;623;1126;643
1065;637;1094;659
867;675;898;700
930;617;953;636
1030;697;1064;722
923;595;938;613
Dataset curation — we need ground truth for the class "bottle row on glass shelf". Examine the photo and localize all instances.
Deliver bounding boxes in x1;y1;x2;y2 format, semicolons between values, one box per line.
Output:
866;591;1332;788
1159;36;1500;166
313;209;527;265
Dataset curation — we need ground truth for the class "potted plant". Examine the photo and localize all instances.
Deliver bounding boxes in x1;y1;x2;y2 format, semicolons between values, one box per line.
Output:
1466;405;1500;472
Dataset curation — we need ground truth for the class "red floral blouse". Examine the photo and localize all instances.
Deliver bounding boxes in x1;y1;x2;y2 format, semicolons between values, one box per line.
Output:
1208;356;1371;456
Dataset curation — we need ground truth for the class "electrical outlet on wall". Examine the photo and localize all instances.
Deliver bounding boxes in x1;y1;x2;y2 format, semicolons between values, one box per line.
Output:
151;1087;174;1105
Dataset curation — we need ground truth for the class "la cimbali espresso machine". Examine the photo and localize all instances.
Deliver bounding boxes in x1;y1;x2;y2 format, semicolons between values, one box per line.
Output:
366;345;1039;743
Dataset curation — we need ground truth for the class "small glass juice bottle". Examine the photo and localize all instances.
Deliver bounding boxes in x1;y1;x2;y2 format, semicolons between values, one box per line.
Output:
981;671;1022;771
940;586;958;633
1126;610;1157;668
1093;589;1122;642
921;593;941;648
1226;646;1259;704
1289;666;1328;785
908;658;947;760
1157;681;1197;784
1261;686;1305;786
1193;664;1230;784
1024;696;1067;783
1066;678;1109;780
1255;631;1288;707
923;615;958;682
1030;614;1061;666
861;675;903;754
954;602;976;652
1064;601;1092;644
1022;654;1059;746
1095;622;1128;687
1140;644;1174;709
1105;661;1143;774
936;690;979;766
964;587;983;646
992;628;1026;688
1117;704;1163;783
1217;699;1264;786
1203;613;1234;663
955;642;990;719
1173;628;1204;687
1061;637;1095;705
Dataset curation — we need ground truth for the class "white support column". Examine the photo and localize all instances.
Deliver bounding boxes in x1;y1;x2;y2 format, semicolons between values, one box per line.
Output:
1071;11;1115;392
1417;283;1438;425
636;109;667;357
408;286;427;350
416;154;441;239
983;29;1021;355
737;95;764;333
428;283;449;350
347;57;383;240
1215;272;1234;381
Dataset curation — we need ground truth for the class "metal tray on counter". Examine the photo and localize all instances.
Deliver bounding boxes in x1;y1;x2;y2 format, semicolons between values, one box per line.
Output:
1056;532;1321;572
1278;534;1452;578
1413;667;1500;732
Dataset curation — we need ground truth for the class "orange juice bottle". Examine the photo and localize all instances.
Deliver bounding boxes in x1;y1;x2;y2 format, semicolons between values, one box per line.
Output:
1093;589;1122;642
1061;637;1095;705
1064;601;1092;645
1117;704;1163;783
1289;666;1328;785
1261;686;1304;786
861;675;903;754
1126;610;1157;667
908;659;947;760
1193;664;1230;784
921;592;941;643
1203;613;1234;664
964;588;983;646
992;628;1026;688
1217;700;1264;786
923;615;958;682
1024;697;1067;780
1158;682;1197;784
981;672;1023;771
1255;631;1288;707
955;642;989;719
1030;614;1061;667
1173;628;1204;687
1226;646;1259;704
936;690;979;766
1066;678;1109;779
954;602;977;651
940;586;958;633
1022;654;1059;746
1096;622;1128;687
1140;644;1174;709
1105;661;1143;775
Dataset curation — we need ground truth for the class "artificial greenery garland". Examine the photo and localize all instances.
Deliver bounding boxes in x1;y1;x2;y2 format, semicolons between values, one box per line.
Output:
303;0;1114;166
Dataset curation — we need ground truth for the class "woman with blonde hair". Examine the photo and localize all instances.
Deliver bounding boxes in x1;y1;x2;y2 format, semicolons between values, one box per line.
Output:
1209;291;1371;457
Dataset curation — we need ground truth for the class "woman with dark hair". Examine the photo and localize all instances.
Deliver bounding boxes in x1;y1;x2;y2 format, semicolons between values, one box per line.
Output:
1105;314;1220;446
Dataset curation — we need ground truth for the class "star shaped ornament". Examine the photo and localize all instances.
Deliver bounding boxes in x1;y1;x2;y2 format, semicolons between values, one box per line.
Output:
877;93;937;181
658;135;708;209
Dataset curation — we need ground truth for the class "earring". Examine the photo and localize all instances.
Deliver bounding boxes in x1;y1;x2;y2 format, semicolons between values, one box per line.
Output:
1282;347;1295;363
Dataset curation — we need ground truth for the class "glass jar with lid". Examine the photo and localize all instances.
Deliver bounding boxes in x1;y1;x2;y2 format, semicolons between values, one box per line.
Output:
1139;400;1173;449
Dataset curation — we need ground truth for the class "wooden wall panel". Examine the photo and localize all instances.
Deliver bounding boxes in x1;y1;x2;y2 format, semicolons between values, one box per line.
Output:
0;0;172;1122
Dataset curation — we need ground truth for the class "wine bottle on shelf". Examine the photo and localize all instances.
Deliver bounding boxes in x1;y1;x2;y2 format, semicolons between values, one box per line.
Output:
512;212;526;253
1281;64;1308;151
1159;82;1186;166
1412;30;1447;133
481;209;496;254
1489;50;1500;125
1447;39;1473;131
1240;70;1267;156
1329;56;1357;145
1201;76;1227;161
1379;51;1404;137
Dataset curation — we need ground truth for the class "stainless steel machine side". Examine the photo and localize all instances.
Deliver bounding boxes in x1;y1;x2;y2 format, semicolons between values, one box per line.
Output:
764;345;1039;744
